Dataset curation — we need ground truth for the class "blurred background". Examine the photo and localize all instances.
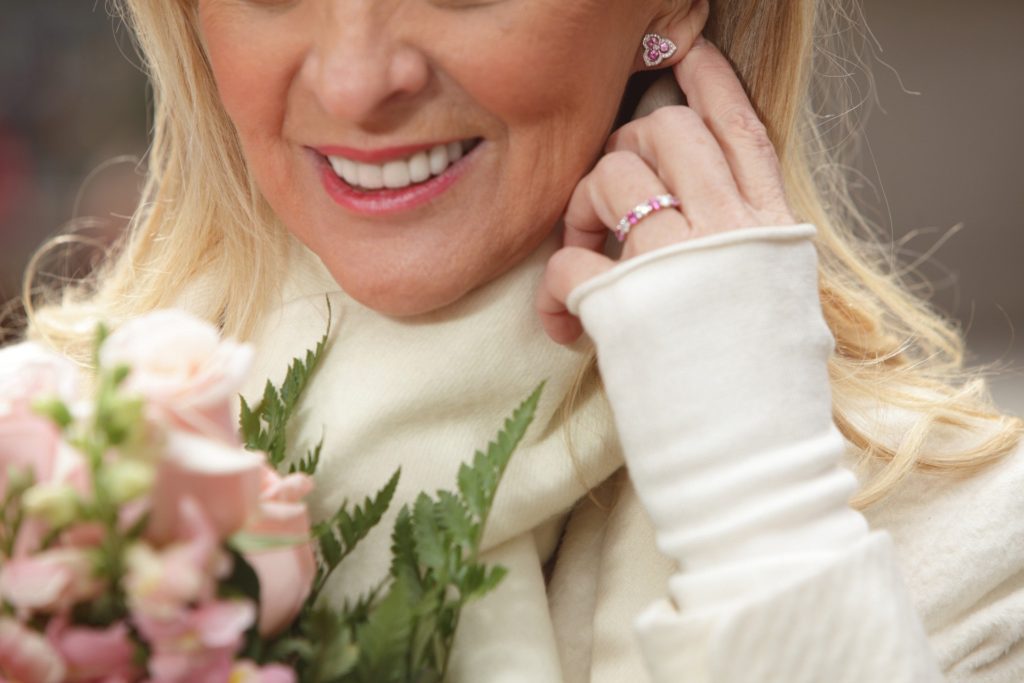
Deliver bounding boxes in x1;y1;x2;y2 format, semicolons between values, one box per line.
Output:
0;1;1021;413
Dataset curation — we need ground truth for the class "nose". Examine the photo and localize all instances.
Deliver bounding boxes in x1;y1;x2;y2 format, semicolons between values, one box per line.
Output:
300;5;431;125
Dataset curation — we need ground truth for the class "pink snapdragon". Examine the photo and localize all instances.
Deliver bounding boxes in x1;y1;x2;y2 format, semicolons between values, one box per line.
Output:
135;599;256;683
125;497;228;620
0;312;321;682
0;618;66;683
0;547;103;616
46;619;140;683
230;660;298;683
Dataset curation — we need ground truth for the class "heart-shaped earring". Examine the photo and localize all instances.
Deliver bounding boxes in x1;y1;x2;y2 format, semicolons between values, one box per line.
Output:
642;33;678;68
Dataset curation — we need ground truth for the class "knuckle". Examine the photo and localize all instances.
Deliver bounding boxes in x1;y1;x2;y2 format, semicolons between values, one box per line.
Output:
647;104;703;132
721;106;773;148
615;106;703;149
593;150;645;183
599;149;641;170
546;248;577;280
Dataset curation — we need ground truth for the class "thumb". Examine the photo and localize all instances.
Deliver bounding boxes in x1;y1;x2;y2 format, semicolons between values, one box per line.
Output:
536;246;613;345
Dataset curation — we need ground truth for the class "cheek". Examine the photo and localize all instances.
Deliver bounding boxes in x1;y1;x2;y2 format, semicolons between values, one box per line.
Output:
197;8;297;154
465;22;625;126
451;8;637;188
455;14;635;255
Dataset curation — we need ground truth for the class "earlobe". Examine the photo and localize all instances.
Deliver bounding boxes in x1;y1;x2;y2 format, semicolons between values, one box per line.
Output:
640;0;709;71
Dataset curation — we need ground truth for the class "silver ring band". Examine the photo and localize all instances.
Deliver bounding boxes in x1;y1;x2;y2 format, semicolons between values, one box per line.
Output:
613;194;682;242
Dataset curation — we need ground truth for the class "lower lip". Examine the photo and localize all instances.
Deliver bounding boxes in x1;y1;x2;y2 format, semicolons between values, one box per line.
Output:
315;144;479;216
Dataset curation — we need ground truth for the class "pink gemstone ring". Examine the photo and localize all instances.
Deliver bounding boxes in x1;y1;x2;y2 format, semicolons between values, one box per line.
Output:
613;194;682;242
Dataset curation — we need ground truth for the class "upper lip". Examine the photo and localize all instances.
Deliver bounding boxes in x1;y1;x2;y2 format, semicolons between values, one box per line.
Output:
312;140;472;164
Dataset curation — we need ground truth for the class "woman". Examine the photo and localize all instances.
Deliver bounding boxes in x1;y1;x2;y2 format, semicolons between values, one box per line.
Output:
24;0;1024;680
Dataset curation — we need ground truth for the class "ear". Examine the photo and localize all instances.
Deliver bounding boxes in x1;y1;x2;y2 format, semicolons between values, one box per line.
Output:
635;0;710;73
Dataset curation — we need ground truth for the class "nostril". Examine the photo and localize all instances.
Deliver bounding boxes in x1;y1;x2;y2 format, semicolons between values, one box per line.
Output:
301;35;431;123
387;44;433;97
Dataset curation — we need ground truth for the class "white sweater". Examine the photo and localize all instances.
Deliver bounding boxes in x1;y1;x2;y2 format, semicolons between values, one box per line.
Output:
241;224;1024;682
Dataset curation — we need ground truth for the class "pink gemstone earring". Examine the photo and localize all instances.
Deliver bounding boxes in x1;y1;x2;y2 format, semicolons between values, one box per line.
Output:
642;33;678;68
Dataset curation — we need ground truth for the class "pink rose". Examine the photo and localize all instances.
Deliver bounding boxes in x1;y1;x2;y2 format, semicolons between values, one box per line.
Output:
0;412;60;497
46;619;140;683
0;342;81;487
99;309;253;443
0;344;90;506
147;429;264;544
242;468;316;637
0;618;66;683
0;548;103;616
0;342;80;410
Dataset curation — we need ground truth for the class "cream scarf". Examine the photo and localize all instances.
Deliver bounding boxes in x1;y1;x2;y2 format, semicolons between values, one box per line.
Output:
240;228;623;611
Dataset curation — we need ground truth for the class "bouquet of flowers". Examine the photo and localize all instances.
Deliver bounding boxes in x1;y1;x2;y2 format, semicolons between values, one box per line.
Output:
0;309;542;683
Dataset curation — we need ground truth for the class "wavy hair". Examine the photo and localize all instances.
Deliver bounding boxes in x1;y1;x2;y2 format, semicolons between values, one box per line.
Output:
25;0;1023;507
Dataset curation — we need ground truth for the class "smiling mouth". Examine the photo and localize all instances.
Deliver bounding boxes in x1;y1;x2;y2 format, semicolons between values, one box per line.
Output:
324;139;482;192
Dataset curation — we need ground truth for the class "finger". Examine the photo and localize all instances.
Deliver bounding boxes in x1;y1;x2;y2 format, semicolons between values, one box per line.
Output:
565;150;693;256
536;247;613;345
673;38;791;219
607;106;756;234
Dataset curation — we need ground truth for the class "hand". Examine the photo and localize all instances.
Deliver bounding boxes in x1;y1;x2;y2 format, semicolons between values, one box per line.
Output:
536;36;798;345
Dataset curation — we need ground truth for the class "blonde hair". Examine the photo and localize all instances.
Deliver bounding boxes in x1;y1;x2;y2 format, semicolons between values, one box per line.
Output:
25;0;1023;508
25;0;287;348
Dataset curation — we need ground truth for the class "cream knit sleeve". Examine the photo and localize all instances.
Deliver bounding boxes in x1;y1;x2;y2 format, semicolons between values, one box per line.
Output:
566;224;944;682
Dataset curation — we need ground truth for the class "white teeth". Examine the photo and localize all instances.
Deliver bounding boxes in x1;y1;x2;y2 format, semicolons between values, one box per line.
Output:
340;159;359;186
409;152;431;183
382;160;411;189
428;145;449;176
328;140;475;191
358;163;384;190
328;156;346;178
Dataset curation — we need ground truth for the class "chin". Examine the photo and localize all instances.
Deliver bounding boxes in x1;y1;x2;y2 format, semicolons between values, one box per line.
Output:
327;264;478;318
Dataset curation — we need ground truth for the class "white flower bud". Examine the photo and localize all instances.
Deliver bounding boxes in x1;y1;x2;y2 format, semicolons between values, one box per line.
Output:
101;460;155;505
23;483;79;528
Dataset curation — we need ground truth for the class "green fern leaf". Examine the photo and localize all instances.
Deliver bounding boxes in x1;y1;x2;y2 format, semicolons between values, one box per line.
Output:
288;383;545;683
238;299;332;469
372;382;545;680
411;494;446;572
389;507;422;592
474;566;508;600
456;463;484;520
435;491;474;550
335;469;400;553
318;527;343;568
238;396;260;446
310;470;401;602
301;606;360;682
291;438;323;475
459;382;544;530
355;578;414;683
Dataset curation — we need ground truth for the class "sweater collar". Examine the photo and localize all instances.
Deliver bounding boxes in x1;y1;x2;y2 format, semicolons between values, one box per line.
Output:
243;231;622;600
